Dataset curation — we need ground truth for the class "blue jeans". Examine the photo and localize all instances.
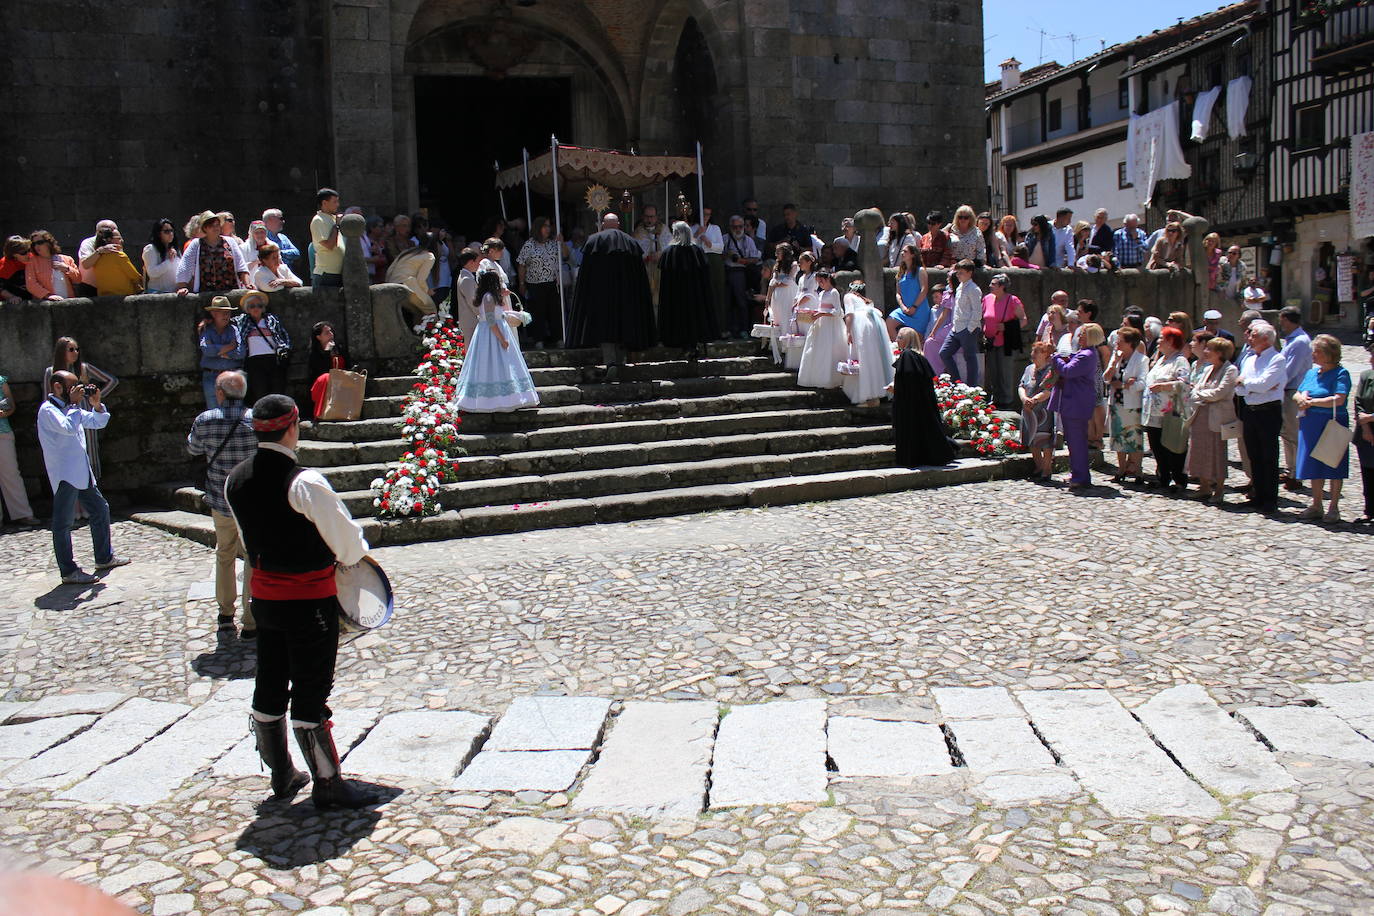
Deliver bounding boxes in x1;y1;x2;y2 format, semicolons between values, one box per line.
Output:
52;480;113;576
201;370;219;409
939;328;981;386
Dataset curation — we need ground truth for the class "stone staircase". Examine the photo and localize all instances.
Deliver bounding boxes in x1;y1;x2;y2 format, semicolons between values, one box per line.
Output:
134;341;1032;546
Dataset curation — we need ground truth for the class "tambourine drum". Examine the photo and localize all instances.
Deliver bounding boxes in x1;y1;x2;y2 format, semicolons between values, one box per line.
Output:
336;557;394;642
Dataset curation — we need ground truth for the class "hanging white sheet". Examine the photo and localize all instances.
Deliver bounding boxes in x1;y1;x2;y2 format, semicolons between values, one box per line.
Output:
1226;76;1252;138
1126;101;1192;208
1191;86;1222;141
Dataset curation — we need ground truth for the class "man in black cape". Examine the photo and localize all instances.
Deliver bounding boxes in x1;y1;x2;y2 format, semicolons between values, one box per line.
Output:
892;331;957;467
567;213;657;379
657;222;718;354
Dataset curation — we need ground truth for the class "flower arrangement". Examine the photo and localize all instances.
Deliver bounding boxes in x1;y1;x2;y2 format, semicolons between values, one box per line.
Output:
370;315;467;519
934;375;1024;457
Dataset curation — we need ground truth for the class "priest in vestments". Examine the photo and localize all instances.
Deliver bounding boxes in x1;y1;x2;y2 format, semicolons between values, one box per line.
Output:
567;213;657;379
657;222;718;352
891;330;957;467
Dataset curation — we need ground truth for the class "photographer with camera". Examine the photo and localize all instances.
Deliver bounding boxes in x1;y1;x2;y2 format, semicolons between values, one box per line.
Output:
234;291;292;406
38;371;131;584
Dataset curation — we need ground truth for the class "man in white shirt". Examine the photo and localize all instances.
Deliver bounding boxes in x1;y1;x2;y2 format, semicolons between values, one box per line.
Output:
77;219;118;297
309;188;344;290
37;371;131;584
938;259;983;386
1234;319;1286;512
1052;207;1075;269
693;207;726;335
1277;305;1313;487
742;199;767;241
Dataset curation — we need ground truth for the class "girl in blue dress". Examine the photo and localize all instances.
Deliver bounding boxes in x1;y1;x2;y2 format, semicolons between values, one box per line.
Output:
885;243;930;341
451;270;539;413
1294;333;1352;521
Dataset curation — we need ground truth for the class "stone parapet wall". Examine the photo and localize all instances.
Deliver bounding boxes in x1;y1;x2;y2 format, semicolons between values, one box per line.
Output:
0;285;416;508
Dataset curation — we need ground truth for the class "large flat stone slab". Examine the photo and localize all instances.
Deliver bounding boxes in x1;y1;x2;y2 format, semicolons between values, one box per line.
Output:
0;715;96;761
1136;686;1295;795
211;707;381;779
1305;681;1374;739
1017;689;1220;819
932;686;1023;721
453;750;589;792
969;771;1082;806
950;718;1058;772
344;710;489;783
11;692;128;723
0;698;190;790
60;680;254;805
1237;705;1374;763
572;701;717;819
827;717;952;777
0;702;32;726
483;696;612;751
709;699;827;808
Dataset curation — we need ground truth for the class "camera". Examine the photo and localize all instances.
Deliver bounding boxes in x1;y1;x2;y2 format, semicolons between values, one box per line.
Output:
82;384;99;397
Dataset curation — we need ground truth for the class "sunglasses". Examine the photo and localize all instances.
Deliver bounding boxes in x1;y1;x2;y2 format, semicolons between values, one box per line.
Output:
68;346;80;352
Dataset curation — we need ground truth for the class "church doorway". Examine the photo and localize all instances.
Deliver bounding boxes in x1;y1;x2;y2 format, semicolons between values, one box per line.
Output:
414;75;573;241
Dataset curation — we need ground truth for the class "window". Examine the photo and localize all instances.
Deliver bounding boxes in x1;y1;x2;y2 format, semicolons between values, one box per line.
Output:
1024;183;1038;208
1064;163;1084;200
1206;58;1224;89
1200;153;1220;189
1118;161;1132;189
1048;98;1063;132
1295;104;1324;151
1118;78;1130;109
1237;50;1251;78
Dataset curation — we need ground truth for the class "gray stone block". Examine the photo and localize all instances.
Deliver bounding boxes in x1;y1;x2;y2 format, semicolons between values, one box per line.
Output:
453;749;590;792
345;709;491;782
710;700;827;808
969;770;1081;806
572;701;717;820
0;715;96;761
484;696;612;751
950;718;1058;772
932;686;1022;721
1237;706;1374;763
1;698;190;790
828;717;953;777
1305;681;1374;739
0;703;31;726
1136;686;1295;795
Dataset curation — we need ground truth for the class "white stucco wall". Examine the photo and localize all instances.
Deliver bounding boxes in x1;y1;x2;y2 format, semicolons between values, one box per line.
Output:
1010;140;1146;229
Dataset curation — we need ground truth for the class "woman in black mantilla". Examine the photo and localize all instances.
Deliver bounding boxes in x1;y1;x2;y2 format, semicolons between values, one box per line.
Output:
657;221;718;354
889;327;956;467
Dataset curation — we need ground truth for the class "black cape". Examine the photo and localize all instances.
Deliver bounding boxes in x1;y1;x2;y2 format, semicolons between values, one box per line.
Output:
892;350;957;468
656;243;718;348
567;228;657;349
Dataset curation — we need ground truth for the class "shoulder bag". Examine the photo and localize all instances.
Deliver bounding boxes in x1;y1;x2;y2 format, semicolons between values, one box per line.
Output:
1310;388;1353;468
198;416;243;503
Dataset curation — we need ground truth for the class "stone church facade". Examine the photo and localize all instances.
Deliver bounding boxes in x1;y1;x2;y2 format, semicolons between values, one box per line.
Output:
2;0;984;244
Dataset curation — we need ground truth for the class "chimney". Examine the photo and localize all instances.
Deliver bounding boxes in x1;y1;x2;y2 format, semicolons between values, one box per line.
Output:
1000;58;1022;91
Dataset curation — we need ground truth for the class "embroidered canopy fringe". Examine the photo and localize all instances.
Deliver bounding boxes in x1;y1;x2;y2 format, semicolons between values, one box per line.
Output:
495;145;698;196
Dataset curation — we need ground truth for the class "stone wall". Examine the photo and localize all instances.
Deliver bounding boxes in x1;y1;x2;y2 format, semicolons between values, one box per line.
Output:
0;3;332;252
0;284;416;511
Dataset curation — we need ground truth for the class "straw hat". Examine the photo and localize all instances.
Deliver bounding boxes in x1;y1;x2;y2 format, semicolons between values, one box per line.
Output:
239;291;269;312
204;296;236;313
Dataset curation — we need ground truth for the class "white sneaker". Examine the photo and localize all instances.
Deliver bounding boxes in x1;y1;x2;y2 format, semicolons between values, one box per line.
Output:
94;555;132;570
61;570;99;585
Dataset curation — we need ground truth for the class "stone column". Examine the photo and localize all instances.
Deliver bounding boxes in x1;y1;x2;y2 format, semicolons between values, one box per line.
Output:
339;214;375;362
854;208;887;314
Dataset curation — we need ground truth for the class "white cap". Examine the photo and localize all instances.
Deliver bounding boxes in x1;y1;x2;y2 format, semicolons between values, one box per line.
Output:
1203;309;1223;320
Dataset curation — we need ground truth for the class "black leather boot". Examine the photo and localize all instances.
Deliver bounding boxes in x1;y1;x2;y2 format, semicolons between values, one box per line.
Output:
251;714;309;800
293;720;376;810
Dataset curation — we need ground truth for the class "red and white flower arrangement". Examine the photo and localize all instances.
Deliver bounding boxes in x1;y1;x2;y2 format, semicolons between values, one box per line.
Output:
370;314;467;519
934;375;1024;457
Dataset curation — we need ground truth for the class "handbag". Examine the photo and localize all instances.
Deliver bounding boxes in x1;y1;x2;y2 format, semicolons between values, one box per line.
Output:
318;367;367;422
1310;401;1352;468
1161;409;1189;453
1219;419;1241;440
198;418;243;503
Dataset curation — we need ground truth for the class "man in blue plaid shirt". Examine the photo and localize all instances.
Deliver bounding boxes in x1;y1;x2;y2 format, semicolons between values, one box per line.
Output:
187;370;258;637
1112;213;1150;269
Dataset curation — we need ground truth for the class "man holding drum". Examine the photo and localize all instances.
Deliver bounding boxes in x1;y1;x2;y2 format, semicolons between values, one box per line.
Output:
225;394;375;809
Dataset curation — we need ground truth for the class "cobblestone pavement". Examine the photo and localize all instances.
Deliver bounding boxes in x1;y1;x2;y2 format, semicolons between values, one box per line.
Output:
0;343;1369;916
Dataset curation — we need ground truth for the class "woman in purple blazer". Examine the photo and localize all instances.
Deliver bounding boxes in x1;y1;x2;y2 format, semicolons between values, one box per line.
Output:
1050;322;1106;489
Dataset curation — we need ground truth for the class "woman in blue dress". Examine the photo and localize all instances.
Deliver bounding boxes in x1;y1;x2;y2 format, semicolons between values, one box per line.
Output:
885;242;930;341
1294;333;1351;522
451;270;539;413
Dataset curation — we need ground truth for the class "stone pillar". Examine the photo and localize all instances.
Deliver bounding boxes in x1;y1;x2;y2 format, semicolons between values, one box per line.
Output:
327;0;398;211
339;214;375;361
1182;213;1211;322
854;208;887;314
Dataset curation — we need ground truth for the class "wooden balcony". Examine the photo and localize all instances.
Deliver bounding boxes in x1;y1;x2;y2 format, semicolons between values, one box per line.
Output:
1310;4;1374;74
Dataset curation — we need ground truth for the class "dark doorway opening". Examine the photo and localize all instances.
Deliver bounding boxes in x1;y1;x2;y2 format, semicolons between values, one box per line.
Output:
414;75;572;241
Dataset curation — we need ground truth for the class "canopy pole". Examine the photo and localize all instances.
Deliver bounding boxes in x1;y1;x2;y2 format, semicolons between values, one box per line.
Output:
551;135;567;345
696;142;705;225
521;149;534;236
494;160;508;221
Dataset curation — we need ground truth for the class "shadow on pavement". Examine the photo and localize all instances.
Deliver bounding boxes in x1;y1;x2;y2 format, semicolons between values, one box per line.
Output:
236;784;404;867
32;583;108;611
191;628;257;680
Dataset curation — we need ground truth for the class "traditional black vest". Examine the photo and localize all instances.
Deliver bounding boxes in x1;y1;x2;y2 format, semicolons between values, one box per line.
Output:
225;447;335;574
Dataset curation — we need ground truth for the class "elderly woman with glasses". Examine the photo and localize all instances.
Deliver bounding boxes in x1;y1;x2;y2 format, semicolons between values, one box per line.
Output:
176;211;249;295
25;231;82;301
946;205;987;265
234;291;291;406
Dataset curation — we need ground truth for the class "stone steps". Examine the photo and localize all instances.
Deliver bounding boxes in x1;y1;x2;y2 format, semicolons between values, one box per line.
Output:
5;681;1365;816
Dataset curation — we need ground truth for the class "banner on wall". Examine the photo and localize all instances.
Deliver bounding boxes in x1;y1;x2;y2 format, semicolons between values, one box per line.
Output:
1337;253;1356;303
1126;101;1192;209
1352;132;1374;241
